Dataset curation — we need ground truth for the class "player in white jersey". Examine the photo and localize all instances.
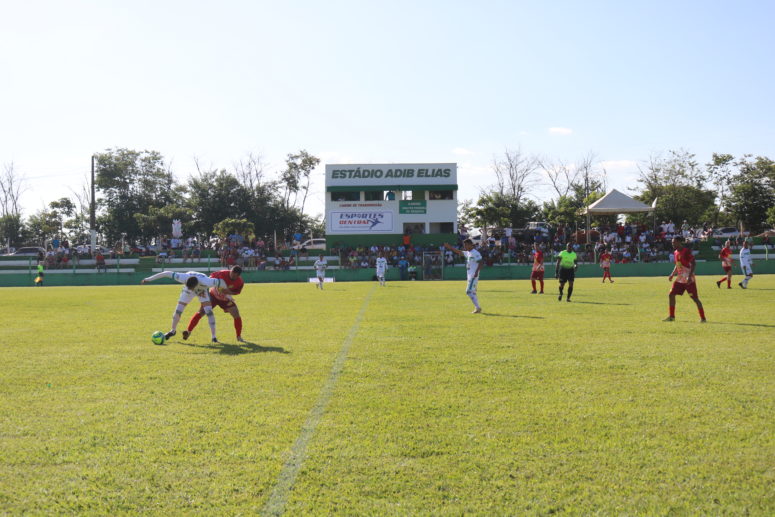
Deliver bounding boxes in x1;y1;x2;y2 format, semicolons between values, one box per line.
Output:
375;252;388;286
141;271;224;343
313;254;327;289
738;240;754;289
444;239;483;313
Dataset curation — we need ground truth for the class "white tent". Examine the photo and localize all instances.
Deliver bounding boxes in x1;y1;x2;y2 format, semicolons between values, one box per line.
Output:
583;189;654;215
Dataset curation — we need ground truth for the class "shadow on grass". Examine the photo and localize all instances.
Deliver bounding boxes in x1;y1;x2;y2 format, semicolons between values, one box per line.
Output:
480;313;544;319
708;321;775;329
180;340;291;355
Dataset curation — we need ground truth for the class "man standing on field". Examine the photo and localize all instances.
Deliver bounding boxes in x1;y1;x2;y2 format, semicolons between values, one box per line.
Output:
599;247;614;283
665;236;706;322
530;243;544;294
375;251;388;286
555;242;578;302
716;240;733;289
313;254;327;290
738;240;754;289
444;239;483;313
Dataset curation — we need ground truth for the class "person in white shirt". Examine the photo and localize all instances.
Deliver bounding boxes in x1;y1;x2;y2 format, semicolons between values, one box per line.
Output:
738;240;754;289
313;254;327;290
375;252;388;286
444;239;483;313
141;271;224;343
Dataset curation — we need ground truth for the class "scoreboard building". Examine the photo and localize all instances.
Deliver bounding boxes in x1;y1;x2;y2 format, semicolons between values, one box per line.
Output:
325;163;458;247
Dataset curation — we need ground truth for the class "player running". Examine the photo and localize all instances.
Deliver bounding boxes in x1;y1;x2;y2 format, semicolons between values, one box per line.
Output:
313;254;327;289
716;240;733;289
530;243;544;294
738;240;754;289
599;247;614;283
375;251;388;286
664;236;706;322
444;239;483;313
141;270;224;343
183;265;245;342
555;242;578;302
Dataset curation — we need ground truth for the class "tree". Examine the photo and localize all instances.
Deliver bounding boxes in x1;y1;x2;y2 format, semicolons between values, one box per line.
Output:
134;205;195;245
491;148;540;207
26;209;61;246
95;149;177;243
705;153;735;226
725;155;775;233
186;169;253;237
212;218;255;240
0;162;26;218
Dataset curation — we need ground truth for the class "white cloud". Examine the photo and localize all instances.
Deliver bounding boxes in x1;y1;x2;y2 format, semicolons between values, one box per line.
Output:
548;127;573;135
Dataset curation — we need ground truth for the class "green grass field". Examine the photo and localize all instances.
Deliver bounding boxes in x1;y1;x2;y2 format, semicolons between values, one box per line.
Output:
2;276;774;515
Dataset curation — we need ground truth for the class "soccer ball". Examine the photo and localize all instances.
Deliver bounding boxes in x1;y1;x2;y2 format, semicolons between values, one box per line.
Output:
151;331;165;345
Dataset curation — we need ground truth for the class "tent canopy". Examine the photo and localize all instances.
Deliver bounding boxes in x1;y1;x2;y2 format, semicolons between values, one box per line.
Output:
583;189;654;215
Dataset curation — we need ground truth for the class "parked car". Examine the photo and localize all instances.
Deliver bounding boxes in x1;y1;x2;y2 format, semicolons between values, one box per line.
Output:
8;246;46;257
712;227;750;239
292;238;327;250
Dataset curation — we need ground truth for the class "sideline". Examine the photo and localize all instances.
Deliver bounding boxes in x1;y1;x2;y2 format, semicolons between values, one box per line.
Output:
261;285;376;516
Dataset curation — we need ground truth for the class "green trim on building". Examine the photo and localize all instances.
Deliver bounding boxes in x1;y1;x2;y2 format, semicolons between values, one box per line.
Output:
327;184;458;192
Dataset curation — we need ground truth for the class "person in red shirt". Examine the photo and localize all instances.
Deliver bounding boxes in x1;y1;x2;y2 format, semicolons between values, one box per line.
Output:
716;240;733;289
665;236;706;322
599;247;614;283
530;243;544;294
184;265;246;342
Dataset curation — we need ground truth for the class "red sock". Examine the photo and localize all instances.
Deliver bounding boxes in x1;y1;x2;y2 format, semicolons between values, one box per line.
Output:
531;280;536;291
539;280;544;292
698;307;706;320
234;317;242;337
669;306;675;318
727;278;731;288
188;312;203;332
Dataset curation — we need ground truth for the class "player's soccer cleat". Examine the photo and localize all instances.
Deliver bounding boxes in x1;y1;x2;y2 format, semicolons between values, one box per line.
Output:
663;316;675;322
566;298;571;302
472;307;482;314
700;318;707;323
164;330;176;340
236;336;246;343
738;282;746;289
211;337;219;344
558;294;562;301
181;330;190;340
716;280;721;288
530;290;537;294
539;291;544;294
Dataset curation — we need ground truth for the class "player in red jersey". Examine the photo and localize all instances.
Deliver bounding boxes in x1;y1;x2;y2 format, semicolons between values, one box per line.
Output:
530;243;545;294
715;240;733;289
599;247;614;283
665;236;706;322
183;265;246;342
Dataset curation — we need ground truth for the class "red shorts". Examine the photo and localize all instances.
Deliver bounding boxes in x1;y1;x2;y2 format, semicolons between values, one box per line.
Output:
209;294;237;312
670;281;698;297
722;266;732;273
530;270;544;280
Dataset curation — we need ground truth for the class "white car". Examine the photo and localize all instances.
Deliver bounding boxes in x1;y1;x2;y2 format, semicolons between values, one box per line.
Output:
293;238;327;250
712;227;749;239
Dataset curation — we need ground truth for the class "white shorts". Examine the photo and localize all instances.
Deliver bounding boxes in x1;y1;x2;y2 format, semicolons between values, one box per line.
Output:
316;272;325;279
376;270;386;278
741;264;753;276
178;287;210;305
466;277;479;294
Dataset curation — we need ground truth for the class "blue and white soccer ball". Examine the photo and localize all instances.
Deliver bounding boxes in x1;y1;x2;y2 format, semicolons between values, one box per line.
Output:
151;330;165;345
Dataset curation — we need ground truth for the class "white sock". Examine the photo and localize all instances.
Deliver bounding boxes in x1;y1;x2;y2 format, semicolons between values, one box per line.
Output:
206;309;216;339
467;291;480;309
171;303;186;331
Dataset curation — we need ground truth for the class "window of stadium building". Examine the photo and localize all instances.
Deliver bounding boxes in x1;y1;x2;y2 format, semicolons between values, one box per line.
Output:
331;191;360;202
404;223;426;234
429;222;454;233
429;190;453;200
364;190;384;201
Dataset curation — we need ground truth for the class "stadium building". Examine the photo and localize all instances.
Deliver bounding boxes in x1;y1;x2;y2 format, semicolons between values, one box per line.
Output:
324;163;458;247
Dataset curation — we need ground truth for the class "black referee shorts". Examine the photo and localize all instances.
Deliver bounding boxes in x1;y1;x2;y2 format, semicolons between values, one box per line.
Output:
558;267;575;282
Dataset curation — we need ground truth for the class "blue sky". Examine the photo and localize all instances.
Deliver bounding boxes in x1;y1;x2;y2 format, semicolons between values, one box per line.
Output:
2;0;773;218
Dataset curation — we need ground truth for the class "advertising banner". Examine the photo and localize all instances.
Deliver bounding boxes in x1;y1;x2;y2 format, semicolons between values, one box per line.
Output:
399;200;427;214
326;163;456;187
329;211;394;232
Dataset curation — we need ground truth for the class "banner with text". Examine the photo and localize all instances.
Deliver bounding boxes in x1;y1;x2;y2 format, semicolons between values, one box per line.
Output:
329;211;394;233
326;163;457;187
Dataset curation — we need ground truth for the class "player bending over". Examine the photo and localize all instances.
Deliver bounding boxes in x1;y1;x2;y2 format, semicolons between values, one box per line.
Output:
313;254;327;290
716;240;733;289
665;236;706;322
184;265;245;342
375;252;388;286
141;271;224;343
444;239;483;313
555;242;578;302
738;240;754;289
530;243;545;294
599;247;614;283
